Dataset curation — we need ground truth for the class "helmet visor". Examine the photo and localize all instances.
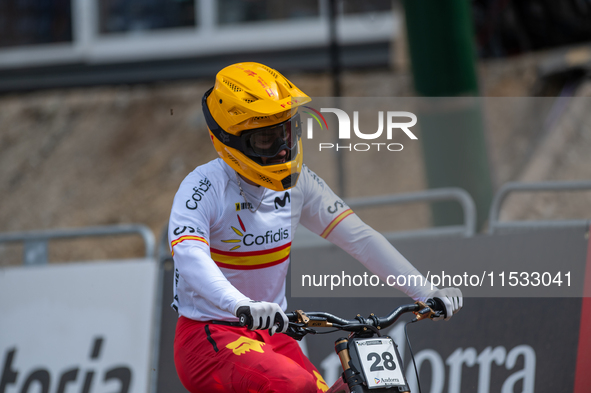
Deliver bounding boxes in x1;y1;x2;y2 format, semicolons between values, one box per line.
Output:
242;113;302;158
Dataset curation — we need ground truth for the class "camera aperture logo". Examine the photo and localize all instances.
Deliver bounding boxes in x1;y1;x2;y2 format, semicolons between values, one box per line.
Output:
301;106;417;152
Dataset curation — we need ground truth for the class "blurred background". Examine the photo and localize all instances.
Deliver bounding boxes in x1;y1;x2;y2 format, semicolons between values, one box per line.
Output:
1;0;590;264
2;2;591;393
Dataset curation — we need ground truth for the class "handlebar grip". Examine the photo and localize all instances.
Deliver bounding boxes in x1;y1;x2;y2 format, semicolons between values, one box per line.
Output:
236;306;253;329
427;298;447;318
284;311;298;322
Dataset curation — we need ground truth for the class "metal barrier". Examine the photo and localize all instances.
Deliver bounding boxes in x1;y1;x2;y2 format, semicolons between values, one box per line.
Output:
489;180;591;234
0;224;156;265
347;188;477;237
292;188;477;249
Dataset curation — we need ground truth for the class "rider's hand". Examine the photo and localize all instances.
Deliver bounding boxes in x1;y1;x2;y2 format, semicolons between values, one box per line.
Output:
428;287;463;321
234;300;289;335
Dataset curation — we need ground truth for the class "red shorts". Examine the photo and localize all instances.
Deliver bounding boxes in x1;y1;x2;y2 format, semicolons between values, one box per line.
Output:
174;316;329;393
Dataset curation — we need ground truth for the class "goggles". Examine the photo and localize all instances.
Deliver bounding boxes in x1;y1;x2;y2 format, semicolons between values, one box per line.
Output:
203;87;302;160
240;113;301;158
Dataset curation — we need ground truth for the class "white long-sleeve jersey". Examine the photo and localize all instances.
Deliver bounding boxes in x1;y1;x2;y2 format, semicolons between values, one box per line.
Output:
168;159;432;322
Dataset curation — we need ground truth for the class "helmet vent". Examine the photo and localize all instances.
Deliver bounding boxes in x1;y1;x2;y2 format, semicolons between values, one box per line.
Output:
242;93;259;104
281;173;298;189
261;66;278;79
252;116;269;121
226;153;240;166
228;107;245;116
272;169;288;174
258;174;273;184
223;79;243;92
276;82;291;99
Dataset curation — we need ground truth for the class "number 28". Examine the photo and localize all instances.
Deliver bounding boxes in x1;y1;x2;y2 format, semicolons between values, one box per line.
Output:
368;352;397;371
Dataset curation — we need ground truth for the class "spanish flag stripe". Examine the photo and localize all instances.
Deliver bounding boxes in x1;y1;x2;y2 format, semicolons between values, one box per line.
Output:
320;209;354;238
210;245;291;266
171;235;209;247
215;254;290;270
170;235;209;256
210;241;291;257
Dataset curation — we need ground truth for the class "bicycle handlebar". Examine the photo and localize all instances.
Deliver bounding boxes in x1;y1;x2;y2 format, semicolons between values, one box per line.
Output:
237;298;445;335
286;298;443;329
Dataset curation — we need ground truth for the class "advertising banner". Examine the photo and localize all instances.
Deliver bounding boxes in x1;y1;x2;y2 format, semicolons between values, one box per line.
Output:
287;226;591;392
0;259;158;393
155;226;590;392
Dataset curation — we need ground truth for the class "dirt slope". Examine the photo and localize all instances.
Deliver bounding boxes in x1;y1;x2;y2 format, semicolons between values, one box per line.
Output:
0;59;589;266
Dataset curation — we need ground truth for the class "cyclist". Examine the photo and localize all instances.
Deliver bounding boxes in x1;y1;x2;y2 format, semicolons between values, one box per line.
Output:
169;62;463;393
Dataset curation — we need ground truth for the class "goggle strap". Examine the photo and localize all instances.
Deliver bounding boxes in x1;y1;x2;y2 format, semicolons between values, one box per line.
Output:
202;88;244;151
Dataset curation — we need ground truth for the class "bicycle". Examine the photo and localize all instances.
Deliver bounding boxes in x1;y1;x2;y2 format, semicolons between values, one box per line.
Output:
238;298;446;393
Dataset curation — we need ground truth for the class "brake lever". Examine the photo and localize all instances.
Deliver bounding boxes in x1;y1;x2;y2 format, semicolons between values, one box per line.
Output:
284;323;316;341
413;301;441;321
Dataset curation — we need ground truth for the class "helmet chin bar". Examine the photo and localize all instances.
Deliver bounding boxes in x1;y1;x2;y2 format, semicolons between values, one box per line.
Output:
281;173;299;190
210;130;302;191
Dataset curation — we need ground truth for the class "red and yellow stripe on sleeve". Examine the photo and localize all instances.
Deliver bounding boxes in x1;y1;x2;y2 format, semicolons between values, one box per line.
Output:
171;235;209;256
320;209;354;238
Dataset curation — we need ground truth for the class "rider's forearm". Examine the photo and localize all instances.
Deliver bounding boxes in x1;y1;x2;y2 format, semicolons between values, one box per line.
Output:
174;244;250;314
326;214;434;300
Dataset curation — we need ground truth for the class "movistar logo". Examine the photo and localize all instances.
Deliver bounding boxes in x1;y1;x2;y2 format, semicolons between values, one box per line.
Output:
274;192;291;209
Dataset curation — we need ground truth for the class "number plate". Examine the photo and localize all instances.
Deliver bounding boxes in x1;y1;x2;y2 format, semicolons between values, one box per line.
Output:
354;338;406;389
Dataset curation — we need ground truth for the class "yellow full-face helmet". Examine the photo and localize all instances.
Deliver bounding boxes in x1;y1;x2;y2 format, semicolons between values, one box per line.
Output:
202;62;311;191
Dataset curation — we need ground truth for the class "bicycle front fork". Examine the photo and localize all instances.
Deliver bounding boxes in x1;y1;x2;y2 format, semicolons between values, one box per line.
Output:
335;338;366;393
